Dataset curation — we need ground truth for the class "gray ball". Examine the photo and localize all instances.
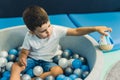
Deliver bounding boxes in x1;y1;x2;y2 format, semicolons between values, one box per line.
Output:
45;75;55;80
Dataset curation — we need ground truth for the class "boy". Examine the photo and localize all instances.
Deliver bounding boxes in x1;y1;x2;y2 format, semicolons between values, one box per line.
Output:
10;5;112;80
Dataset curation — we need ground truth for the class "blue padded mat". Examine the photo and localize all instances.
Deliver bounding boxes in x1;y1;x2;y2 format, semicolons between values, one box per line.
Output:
0;14;76;29
0;17;24;29
49;14;76;28
69;12;120;51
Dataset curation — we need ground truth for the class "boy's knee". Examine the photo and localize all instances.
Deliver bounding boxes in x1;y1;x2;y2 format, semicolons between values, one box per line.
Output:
50;66;63;77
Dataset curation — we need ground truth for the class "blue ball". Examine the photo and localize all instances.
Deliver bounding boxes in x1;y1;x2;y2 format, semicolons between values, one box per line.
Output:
52;55;61;63
72;59;82;69
0;77;8;80
8;49;18;56
64;67;73;76
64;49;73;55
56;74;65;80
69;74;78;80
81;65;89;71
26;69;34;77
2;71;11;78
63;77;72;80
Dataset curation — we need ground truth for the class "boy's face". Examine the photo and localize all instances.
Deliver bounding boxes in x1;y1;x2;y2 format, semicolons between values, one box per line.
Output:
33;21;53;39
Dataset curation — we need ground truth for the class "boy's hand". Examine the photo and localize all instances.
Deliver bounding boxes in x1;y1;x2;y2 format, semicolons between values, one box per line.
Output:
95;26;112;36
12;62;25;72
18;58;27;67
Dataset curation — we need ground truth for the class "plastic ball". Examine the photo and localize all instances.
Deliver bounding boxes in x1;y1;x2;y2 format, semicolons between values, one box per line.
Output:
6;61;13;71
8;49;18;56
63;77;72;80
7;54;16;61
62;49;72;59
64;67;73;76
75;78;83;80
82;71;89;79
2;71;11;78
0;77;8;80
72;54;79;59
56;74;65;80
26;69;34;77
34;77;43;80
56;50;63;55
0;66;6;73
72;59;82;69
21;74;31;80
33;66;43;76
64;49;72;54
18;46;22;51
69;74;78;80
0;57;7;67
45;75;55;80
52;55;61;63
58;58;68;68
73;68;83;77
79;57;87;64
68;59;74;67
81;65;89;71
0;50;8;58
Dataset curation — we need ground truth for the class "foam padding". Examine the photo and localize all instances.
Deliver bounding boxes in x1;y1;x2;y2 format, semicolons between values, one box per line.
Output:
0;17;24;29
49;14;76;28
69;12;120;50
0;14;76;29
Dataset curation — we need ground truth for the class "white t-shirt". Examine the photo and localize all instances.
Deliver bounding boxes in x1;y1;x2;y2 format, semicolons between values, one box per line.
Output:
21;25;68;62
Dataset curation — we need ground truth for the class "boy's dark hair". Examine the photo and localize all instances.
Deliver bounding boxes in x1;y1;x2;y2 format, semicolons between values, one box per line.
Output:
23;5;48;31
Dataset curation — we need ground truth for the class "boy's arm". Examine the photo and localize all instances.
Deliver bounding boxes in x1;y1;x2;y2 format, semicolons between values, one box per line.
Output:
66;26;112;36
18;48;30;66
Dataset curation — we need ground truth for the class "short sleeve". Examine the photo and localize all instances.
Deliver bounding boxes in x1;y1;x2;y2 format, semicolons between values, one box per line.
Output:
53;25;68;38
21;32;31;50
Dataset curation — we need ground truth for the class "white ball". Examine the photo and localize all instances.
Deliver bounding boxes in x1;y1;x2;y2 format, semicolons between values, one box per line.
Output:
35;77;43;80
0;50;8;58
75;78;83;80
74;68;83;77
68;59;74;67
21;74;31;80
6;62;14;71
0;57;7;67
33;66;43;76
58;58;68;68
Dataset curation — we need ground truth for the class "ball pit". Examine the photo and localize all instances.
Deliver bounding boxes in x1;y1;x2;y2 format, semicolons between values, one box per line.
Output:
0;25;104;80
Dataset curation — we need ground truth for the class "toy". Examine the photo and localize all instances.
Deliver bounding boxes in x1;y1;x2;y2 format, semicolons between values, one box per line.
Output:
99;31;114;50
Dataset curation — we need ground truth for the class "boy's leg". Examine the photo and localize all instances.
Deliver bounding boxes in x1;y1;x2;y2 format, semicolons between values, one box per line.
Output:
33;61;63;79
39;66;63;79
10;62;25;80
